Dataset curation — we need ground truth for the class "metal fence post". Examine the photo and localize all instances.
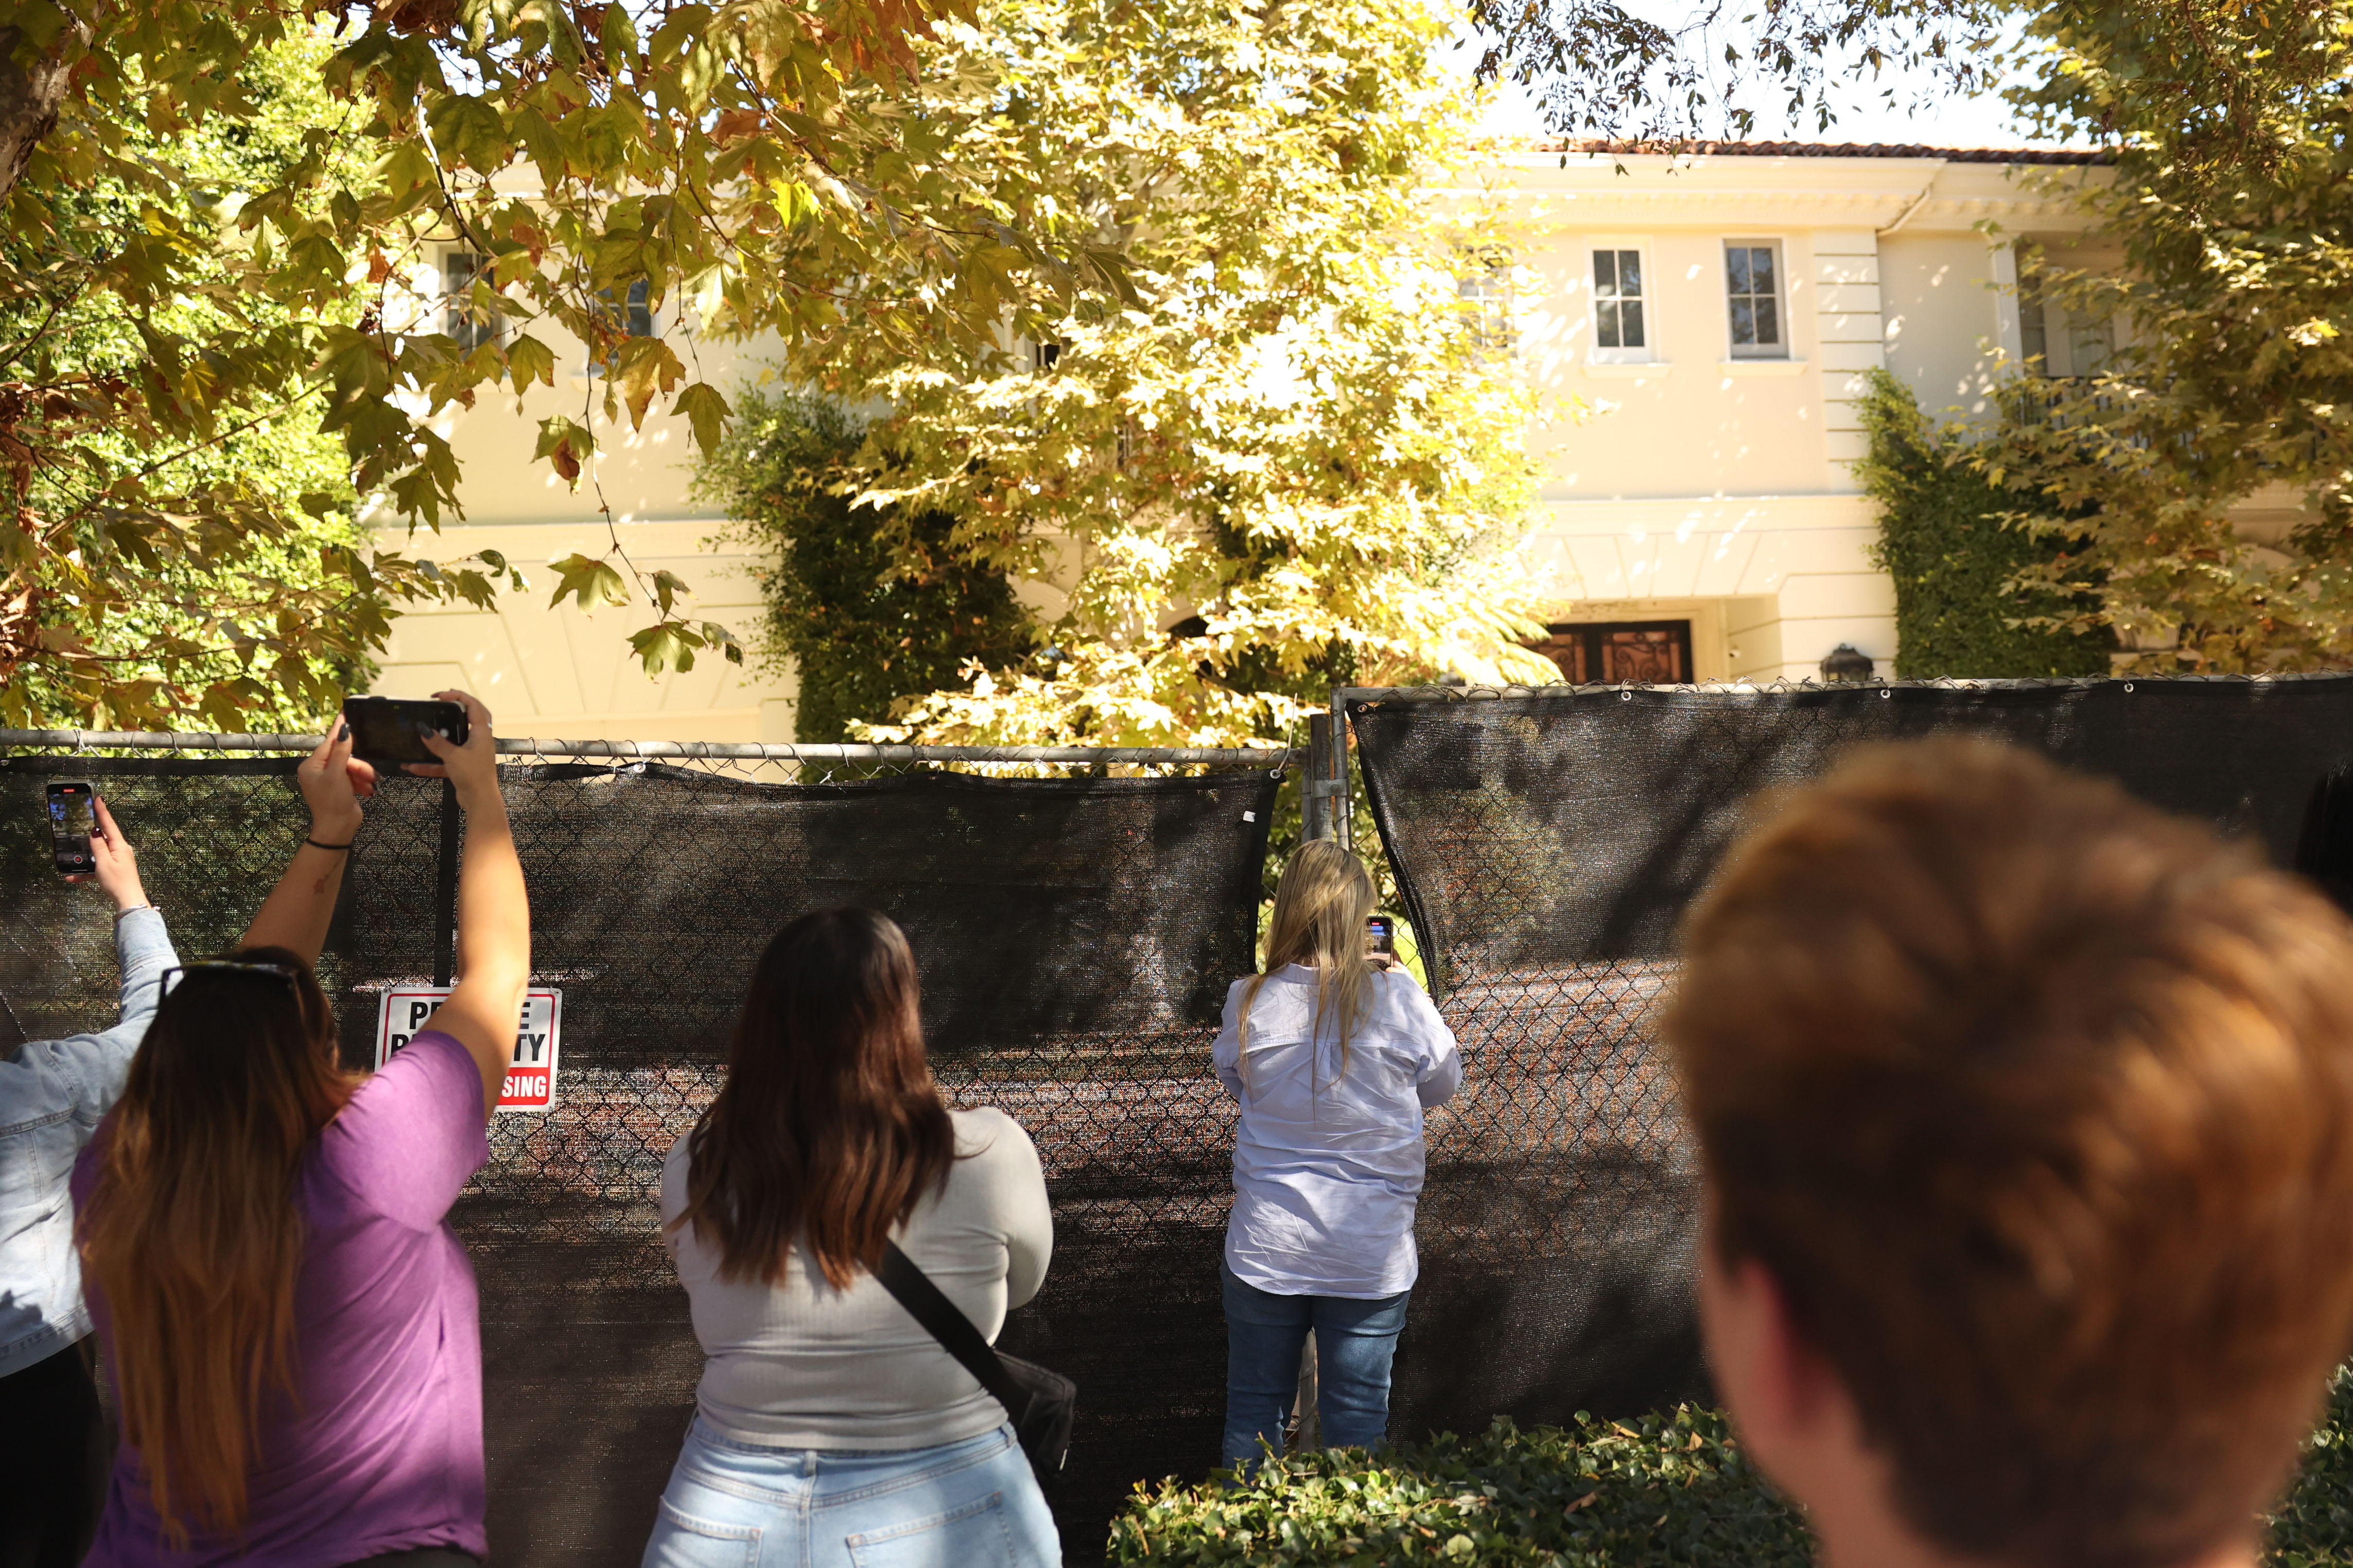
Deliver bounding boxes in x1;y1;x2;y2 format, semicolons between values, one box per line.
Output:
1330;691;1352;852
1303;713;1335;840
432;778;461;986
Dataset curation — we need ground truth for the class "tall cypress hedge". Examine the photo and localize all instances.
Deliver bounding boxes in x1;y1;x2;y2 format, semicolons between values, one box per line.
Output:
693;391;1031;743
1854;370;2109;679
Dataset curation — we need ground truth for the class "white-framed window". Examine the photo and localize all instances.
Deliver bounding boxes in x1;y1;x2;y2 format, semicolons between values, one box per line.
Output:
2018;249;2050;368
443;251;503;349
587;279;656;375
1589;245;1650;361
1723;240;1788;359
1457;254;1514;354
2015;247;2114;378
617;278;654;340
595;279;655;342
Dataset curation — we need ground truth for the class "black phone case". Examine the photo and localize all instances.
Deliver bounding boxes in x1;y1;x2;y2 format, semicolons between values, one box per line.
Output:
343;698;469;765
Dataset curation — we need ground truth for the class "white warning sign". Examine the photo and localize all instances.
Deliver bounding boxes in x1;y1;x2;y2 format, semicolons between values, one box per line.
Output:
374;984;563;1113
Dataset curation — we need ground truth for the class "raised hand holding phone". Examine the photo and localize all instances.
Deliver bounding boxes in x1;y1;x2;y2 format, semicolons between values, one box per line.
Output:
406;689;497;792
297;715;378;842
238;720;378;965
410;690;532;1122
59;791;150;911
85;797;149;911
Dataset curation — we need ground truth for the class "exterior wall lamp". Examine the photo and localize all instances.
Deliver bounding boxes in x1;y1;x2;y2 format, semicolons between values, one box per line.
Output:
1819;644;1877;683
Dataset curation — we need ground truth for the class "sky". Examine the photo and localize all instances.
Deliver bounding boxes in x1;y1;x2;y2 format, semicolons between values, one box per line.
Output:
1442;12;2079;150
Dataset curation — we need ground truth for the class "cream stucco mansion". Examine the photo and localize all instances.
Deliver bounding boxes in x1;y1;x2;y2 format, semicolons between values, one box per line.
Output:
370;140;2122;738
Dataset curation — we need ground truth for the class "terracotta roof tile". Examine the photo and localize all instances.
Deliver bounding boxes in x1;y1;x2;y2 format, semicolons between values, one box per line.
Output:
1538;138;2111;165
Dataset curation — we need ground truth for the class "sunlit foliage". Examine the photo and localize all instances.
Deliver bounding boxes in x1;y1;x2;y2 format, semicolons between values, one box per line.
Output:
799;0;1554;748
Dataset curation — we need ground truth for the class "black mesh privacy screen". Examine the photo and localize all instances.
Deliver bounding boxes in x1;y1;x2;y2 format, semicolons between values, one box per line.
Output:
10;678;2351;1563
1346;676;2353;1445
0;757;1278;1565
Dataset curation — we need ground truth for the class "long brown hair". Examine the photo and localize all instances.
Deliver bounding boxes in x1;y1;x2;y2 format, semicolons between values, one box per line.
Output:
76;946;357;1543
675;907;956;1289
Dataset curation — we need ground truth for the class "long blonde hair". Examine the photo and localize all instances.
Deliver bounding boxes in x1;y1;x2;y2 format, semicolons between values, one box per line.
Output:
1240;840;1380;1084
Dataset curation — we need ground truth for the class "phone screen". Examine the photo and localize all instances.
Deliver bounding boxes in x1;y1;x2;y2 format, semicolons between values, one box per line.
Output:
48;782;95;874
344;697;467;766
1365;915;1396;957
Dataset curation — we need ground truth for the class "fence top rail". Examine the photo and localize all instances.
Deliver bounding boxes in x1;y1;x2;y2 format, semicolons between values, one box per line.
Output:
1337;672;2353;705
0;730;1301;768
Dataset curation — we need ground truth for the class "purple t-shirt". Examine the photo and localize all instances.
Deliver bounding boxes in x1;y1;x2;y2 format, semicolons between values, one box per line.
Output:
72;1030;490;1567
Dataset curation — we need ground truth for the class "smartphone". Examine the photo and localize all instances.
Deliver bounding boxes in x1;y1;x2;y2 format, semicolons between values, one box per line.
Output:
343;696;469;767
48;780;96;875
1365;915;1396;959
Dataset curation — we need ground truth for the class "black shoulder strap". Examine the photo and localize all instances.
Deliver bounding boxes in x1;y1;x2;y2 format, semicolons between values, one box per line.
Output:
875;1241;1024;1415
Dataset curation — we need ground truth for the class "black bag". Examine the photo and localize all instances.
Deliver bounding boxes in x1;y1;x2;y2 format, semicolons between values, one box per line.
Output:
876;1241;1075;1487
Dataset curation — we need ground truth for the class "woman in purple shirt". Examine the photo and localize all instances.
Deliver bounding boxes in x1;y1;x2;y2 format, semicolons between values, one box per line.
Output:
71;691;530;1567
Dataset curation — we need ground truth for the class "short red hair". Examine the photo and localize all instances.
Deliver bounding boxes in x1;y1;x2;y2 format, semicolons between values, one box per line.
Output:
1669;739;2353;1567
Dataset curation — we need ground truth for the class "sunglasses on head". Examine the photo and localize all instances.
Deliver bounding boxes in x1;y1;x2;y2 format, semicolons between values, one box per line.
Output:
154;960;303;1003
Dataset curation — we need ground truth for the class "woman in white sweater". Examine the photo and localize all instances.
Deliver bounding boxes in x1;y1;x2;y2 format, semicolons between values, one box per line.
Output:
1213;841;1462;1469
644;908;1057;1568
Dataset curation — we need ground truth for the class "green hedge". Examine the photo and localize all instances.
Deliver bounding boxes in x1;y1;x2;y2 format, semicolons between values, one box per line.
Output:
1111;1371;2353;1565
1853;369;2108;680
691;391;1031;743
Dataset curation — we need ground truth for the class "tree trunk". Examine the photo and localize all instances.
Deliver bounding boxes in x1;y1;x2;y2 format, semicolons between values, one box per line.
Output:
0;19;85;203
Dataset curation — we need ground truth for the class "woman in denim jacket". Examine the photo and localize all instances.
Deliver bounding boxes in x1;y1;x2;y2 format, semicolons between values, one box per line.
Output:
0;796;177;1567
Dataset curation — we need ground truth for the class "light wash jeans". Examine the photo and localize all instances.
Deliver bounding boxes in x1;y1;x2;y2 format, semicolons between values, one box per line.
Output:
641;1418;1059;1568
1221;1261;1411;1468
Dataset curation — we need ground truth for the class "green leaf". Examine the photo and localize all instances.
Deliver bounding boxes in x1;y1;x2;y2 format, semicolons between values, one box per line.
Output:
612;337;686;430
533;415;595;484
546;552;630;610
506;333;557;393
629;620;700;673
674;381;732;454
699;619;744;664
599;2;640;66
372;138;439;198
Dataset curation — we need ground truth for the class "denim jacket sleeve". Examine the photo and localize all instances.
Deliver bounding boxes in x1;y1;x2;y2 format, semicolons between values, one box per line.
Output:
30;907;181;1127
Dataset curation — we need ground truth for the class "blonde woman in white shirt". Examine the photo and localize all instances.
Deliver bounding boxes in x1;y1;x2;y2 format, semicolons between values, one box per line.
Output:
1212;841;1462;1468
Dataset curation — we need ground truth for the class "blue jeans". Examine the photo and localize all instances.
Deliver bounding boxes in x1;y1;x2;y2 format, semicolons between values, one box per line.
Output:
640;1418;1059;1568
1220;1262;1411;1467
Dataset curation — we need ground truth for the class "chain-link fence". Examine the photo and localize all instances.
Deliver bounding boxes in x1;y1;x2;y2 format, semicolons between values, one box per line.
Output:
1342;674;2353;1444
16;679;2348;1563
0;732;1289;1566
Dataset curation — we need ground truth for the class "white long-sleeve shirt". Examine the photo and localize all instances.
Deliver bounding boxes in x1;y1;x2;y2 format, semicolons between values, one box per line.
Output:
660;1106;1052;1449
1213;963;1462;1299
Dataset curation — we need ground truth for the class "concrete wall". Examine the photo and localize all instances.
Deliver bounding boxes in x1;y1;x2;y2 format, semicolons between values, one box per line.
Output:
373;146;2100;731
1479;146;2092;681
370;256;801;742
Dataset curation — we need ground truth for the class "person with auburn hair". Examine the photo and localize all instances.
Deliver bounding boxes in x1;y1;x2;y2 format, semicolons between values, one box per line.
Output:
1213;840;1461;1470
1668;738;2353;1568
72;691;530;1566
645;906;1056;1568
